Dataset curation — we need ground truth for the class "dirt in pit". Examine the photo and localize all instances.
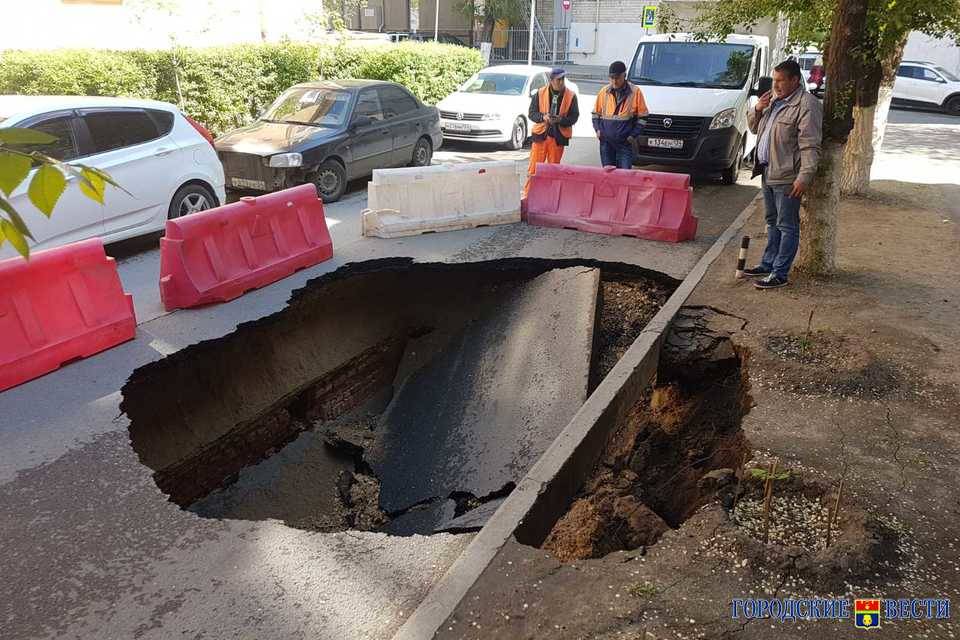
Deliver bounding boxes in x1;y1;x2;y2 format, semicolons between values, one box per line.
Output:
543;307;752;561
591;280;673;389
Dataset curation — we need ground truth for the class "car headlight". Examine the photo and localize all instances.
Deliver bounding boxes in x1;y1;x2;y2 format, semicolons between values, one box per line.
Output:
268;153;303;168
709;108;737;130
481;113;502;121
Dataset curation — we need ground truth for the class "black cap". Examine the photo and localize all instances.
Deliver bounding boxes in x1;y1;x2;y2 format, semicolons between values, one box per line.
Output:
608;61;627;76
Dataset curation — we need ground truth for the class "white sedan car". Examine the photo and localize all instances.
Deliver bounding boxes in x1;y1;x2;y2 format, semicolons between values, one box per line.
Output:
436;65;579;150
0;96;225;259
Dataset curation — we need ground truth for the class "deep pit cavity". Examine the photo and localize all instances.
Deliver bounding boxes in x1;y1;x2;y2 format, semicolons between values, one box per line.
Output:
121;258;675;536
541;307;753;561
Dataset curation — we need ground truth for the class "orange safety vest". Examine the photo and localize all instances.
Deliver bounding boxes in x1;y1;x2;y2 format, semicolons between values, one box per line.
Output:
593;83;649;121
532;86;574;140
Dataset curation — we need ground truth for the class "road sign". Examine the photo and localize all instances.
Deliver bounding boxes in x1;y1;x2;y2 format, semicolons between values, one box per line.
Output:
642;5;657;27
562;0;570;10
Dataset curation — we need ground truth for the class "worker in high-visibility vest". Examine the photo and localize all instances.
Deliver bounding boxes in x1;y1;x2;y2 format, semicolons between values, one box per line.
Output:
523;67;580;198
593;60;649;169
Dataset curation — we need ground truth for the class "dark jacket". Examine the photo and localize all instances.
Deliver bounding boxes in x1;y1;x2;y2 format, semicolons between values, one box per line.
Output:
591;82;648;145
528;87;580;146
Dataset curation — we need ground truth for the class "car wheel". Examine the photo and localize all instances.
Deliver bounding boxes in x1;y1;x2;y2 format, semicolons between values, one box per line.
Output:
410;137;433;167
314;160;347;203
720;138;745;186
506;117;526;150
168;183;216;219
944;95;960;116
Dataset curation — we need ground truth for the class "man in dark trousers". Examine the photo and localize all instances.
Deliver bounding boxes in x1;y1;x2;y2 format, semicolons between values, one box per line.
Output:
524;67;580;198
743;59;823;289
592;60;648;169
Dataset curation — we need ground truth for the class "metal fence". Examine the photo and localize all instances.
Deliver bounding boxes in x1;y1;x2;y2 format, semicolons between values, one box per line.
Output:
474;27;571;65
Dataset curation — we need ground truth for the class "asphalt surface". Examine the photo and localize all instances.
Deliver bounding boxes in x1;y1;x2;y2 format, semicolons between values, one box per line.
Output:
0;85;762;640
369;267;598;525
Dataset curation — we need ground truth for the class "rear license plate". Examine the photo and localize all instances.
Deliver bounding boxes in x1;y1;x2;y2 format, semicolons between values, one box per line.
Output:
445;122;472;132
646;138;684;149
231;177;266;190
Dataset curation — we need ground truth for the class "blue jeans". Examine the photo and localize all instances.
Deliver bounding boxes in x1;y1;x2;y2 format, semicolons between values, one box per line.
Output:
760;176;802;280
600;139;635;169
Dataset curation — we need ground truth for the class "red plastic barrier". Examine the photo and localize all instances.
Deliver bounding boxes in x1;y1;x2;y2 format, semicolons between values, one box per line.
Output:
160;184;333;311
0;239;136;392
525;164;698;242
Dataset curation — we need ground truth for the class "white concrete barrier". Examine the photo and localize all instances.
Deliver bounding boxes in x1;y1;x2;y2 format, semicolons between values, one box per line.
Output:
362;161;524;238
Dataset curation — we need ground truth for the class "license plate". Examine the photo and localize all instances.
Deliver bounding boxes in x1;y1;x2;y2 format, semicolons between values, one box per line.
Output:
231;177;266;190
445;122;472;132
646;138;684;149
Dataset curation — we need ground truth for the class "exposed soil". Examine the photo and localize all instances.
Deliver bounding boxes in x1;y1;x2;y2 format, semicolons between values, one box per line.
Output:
543;308;752;561
591;280;673;389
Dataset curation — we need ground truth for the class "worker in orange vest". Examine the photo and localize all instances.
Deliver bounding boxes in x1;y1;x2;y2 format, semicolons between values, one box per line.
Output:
523;67;580;198
593;60;649;169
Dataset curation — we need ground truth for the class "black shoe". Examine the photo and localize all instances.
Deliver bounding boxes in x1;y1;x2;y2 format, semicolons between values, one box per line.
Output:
755;275;789;289
742;265;771;278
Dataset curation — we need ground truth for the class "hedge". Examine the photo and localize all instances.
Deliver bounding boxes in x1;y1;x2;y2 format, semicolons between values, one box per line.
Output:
0;42;484;135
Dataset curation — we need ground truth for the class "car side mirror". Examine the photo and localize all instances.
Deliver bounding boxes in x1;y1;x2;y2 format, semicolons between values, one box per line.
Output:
751;76;773;97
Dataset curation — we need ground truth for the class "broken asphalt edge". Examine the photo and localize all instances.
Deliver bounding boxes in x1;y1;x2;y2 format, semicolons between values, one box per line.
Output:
391;193;763;640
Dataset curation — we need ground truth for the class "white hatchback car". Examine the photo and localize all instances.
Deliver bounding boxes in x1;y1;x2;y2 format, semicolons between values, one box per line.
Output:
436;65;579;149
0;96;226;259
893;61;960;116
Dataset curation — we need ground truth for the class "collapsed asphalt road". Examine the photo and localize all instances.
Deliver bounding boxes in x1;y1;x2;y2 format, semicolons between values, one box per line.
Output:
1;169;758;640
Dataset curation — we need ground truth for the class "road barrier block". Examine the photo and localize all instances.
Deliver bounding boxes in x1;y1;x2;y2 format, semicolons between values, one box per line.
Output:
0;239;136;391
525;164;698;242
362;161;523;238
160;183;333;311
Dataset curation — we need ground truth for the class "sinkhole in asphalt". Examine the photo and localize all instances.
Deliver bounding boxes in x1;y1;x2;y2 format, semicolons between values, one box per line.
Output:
535;307;754;560
121;258;675;536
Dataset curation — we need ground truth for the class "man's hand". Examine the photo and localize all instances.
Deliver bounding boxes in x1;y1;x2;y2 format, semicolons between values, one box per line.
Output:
544;114;555;125
756;90;773;112
789;179;807;198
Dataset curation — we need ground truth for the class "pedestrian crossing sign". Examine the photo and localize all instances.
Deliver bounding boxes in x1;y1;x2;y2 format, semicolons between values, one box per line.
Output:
642;5;658;27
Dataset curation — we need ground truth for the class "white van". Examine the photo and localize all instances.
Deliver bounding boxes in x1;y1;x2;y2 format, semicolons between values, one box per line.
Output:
628;33;772;184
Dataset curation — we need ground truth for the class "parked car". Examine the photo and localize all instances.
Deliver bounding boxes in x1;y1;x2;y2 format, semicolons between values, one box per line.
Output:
0;95;224;260
435;65;580;150
215;80;442;203
627;33;770;184
893;61;960;115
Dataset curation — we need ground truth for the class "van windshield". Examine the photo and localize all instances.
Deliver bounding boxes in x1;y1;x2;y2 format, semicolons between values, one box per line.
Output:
630;42;755;89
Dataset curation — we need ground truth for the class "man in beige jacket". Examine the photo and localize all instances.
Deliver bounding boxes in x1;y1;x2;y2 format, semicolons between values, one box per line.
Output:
743;59;823;289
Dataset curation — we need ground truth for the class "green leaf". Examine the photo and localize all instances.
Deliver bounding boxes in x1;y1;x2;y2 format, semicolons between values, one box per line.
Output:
0;151;32;196
78;167;106;204
0;196;35;240
81;165;130;196
0;219;29;258
27;164;67;217
0;127;58;145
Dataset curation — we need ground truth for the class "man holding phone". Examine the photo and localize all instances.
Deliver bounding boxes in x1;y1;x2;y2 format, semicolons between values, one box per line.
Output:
524;68;580;198
744;59;823;289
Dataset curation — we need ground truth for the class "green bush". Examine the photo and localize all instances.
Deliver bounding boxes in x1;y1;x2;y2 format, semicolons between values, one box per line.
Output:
0;42;483;135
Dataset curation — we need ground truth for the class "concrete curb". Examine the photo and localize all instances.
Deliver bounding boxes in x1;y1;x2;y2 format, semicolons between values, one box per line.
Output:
391;193;762;640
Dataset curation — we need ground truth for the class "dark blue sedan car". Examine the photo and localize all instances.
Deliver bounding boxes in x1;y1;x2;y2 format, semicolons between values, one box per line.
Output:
215;80;443;203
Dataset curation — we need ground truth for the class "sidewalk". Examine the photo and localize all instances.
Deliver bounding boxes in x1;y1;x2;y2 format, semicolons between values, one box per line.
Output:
433;130;960;638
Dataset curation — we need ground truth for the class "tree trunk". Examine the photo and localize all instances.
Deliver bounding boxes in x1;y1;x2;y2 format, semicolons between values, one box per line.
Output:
797;141;843;273
795;0;870;276
839;38;907;196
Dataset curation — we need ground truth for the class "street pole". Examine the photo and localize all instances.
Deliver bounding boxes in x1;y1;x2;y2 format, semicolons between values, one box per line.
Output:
527;0;535;65
434;0;440;41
